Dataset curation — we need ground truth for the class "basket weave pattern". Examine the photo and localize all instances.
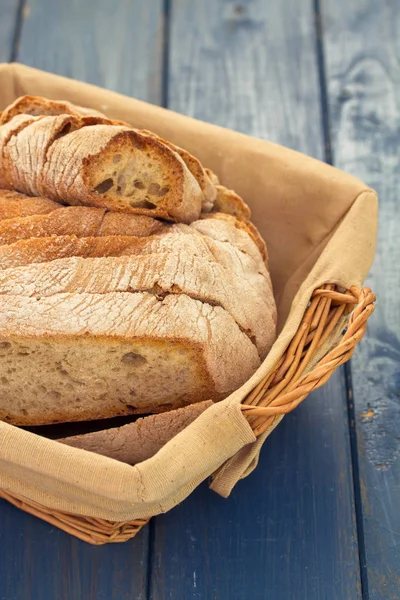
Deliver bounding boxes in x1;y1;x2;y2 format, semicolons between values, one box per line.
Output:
0;284;375;545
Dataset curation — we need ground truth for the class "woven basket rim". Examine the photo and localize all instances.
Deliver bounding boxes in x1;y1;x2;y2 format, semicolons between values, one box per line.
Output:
0;283;375;545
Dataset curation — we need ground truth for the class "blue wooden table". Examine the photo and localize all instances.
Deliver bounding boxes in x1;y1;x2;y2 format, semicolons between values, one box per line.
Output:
0;1;398;598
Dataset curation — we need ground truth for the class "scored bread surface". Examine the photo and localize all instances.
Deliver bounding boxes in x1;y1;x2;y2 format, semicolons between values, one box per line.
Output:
0;253;275;356
0;205;164;245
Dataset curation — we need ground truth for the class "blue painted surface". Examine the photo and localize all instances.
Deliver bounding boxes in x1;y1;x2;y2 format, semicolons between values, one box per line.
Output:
0;0;398;598
150;377;360;600
0;499;149;600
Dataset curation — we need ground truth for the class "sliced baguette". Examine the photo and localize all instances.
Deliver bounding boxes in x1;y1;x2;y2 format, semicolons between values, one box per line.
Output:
0;253;275;356
1;116;204;222
0;292;260;425
0;205;164;245
0;190;61;221
1;96;217;213
59;401;213;465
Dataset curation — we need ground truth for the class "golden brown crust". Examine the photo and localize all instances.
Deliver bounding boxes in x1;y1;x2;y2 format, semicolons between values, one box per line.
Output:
0;95;128;126
0;235;147;269
199;212;267;261
0;190;61;221
212;184;251;220
140;129;217;209
0;205;165;245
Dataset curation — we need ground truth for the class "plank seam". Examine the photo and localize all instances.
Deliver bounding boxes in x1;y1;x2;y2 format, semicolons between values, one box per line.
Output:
345;362;370;600
313;0;333;165
161;0;171;108
314;2;369;598
9;0;26;62
146;518;156;600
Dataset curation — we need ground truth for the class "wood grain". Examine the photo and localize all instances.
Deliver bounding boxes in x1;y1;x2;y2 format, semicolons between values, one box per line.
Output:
0;500;149;600
322;1;400;597
151;376;361;600
17;0;164;103
150;1;361;597
0;0;19;61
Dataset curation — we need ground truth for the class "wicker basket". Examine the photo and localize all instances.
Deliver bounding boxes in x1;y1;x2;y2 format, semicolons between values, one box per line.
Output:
0;283;375;545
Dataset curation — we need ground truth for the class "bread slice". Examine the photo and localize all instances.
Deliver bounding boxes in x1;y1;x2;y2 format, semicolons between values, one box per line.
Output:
1;115;204;222
0;206;105;245
0;114;39;188
0;292;260;425
0;253;275;356
212;184;251;219
59;400;213;465
0;205;164;245
0;190;61;221
140;129;216;211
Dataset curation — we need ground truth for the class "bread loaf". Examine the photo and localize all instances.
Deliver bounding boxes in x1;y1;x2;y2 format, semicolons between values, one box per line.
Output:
60;401;213;465
0;253;275;356
0;292;260;425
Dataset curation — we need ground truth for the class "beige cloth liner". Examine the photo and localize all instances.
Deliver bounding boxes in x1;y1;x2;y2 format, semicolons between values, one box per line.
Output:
0;64;378;520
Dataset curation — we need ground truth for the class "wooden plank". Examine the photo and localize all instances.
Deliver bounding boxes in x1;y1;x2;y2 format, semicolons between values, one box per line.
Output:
0;1;165;597
0;0;20;61
322;1;400;597
150;376;360;600
0;500;149;600
17;0;164;104
150;1;361;597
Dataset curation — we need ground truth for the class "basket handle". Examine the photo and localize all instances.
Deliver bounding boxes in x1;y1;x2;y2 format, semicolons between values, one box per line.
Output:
241;285;375;436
